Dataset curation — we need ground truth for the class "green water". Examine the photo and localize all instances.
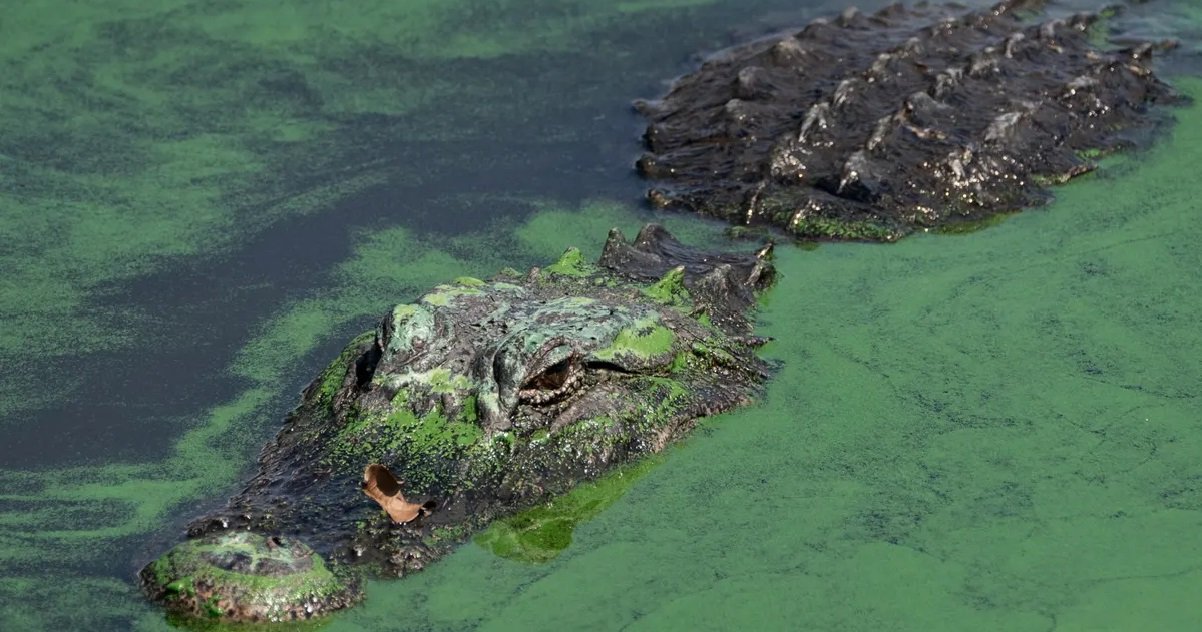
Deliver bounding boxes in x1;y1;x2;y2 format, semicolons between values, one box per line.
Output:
320;82;1202;631
1;0;1201;630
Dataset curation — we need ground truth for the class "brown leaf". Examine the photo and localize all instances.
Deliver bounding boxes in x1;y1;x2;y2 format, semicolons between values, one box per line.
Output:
361;464;434;524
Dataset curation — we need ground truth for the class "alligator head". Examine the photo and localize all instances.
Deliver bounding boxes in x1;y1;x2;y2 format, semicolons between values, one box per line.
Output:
141;225;775;622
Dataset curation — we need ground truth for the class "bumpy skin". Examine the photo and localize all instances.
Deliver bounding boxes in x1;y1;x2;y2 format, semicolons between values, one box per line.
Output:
636;0;1184;240
139;532;360;623
144;225;774;622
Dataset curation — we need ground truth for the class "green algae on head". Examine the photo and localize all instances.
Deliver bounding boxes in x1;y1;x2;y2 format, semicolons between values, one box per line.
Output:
145;224;773;621
544;247;594;277
140;532;360;623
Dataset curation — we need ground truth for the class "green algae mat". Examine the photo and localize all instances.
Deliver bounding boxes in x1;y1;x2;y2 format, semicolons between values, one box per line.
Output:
2;0;1202;630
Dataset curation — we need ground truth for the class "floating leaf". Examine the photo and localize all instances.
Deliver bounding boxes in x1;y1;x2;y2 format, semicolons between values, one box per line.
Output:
361;464;436;524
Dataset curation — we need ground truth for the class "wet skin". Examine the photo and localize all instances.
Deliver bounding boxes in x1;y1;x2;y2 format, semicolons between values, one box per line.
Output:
636;0;1184;241
142;225;775;622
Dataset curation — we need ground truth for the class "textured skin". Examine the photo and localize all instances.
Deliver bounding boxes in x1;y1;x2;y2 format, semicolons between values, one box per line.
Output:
139;532;360;623
145;225;774;621
636;0;1184;240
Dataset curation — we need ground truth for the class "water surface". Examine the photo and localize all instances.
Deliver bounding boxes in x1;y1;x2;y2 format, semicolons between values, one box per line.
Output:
1;0;1200;630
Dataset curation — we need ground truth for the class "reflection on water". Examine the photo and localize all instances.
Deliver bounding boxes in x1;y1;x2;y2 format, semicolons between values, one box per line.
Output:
0;1;1200;630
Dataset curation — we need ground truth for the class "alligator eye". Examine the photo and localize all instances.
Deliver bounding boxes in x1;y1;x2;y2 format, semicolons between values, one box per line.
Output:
518;358;582;405
527;359;571;390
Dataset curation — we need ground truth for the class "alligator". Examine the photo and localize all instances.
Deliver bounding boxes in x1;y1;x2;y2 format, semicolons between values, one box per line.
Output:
635;0;1184;241
140;225;775;623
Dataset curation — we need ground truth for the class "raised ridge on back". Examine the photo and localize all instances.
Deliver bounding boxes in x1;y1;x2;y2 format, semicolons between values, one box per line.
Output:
636;0;1185;240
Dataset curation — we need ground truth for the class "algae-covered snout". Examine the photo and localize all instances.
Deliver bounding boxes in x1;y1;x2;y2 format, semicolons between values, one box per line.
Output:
140;531;361;623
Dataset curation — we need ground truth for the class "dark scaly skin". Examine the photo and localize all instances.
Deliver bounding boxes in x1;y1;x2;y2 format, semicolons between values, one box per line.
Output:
142;225;775;622
636;0;1185;241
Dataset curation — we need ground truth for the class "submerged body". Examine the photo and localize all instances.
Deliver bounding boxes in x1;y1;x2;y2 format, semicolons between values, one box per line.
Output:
142;225;775;622
636;0;1183;240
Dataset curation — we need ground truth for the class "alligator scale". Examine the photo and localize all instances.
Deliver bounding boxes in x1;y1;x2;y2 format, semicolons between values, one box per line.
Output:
636;0;1182;240
141;226;775;622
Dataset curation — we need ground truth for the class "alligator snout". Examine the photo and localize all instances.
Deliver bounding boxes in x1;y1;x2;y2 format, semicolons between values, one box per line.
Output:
140;531;361;622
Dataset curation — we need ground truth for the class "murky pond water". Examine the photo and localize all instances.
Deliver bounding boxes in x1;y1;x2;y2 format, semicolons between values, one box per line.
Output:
2;0;1201;629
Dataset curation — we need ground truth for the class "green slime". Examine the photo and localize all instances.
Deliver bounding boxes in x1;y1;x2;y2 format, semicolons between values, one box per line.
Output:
5;84;1202;630
0;0;1200;629
0;199;710;630
475;456;664;564
0;0;726;419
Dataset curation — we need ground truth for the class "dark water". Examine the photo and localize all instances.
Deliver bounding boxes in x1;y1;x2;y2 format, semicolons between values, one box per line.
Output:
1;0;1201;629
